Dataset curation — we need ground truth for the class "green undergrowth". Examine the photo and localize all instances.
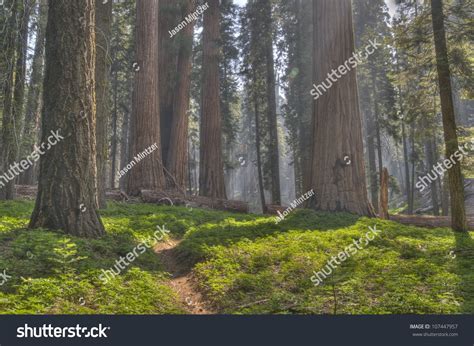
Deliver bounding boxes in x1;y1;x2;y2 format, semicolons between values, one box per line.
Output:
191;215;474;314
0;201;472;315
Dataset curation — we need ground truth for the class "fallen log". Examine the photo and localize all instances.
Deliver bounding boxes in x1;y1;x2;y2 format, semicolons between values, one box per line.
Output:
390;214;474;230
139;190;249;213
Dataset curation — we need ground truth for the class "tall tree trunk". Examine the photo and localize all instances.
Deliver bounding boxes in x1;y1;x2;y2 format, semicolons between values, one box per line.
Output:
409;124;416;212
167;0;196;192
159;0;179;167
253;72;266;213
379;167;389;220
430;0;467;232
19;0;48;185
1;0;19;199
366;107;379;212
262;0;280;204
425;137;440;215
127;0;166;196
401;120;412;213
1;0;30;199
95;0;112;208
310;0;374;216
110;70;118;189
199;0;226;199
119;103;130;191
29;0;105;237
372;74;383;187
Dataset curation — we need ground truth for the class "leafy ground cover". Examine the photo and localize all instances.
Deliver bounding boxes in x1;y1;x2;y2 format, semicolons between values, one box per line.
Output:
0;201;472;314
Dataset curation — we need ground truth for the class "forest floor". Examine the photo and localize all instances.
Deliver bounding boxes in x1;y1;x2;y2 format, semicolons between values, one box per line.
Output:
0;201;473;314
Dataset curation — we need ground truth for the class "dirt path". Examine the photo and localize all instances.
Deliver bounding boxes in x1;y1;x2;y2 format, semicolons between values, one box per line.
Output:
154;239;216;314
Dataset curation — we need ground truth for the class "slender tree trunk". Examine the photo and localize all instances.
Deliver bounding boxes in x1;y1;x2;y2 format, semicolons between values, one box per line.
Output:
425;137;440;215
401;121;412;213
119;103;130;191
199;0;226;199
253;71;266;213
95;0;112;208
371;70;384;187
441;175;450;216
379;167;389;219
430;0;467;232
366;107;379;212
167;0;196;192
19;0;48;185
409;124;416;212
127;0;166;196
1;0;19;199
110;70;118;189
1;0;30;199
310;0;374;216
262;0;281;205
29;0;105;237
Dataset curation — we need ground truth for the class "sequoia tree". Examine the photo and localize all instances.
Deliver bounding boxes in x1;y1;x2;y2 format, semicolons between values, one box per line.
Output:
29;0;105;237
167;0;196;191
310;0;374;216
199;0;226;199
126;0;166;195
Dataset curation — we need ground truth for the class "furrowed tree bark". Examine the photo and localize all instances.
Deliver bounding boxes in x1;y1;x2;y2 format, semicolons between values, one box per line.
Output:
199;0;226;199
430;0;467;232
310;0;374;216
29;0;105;237
19;0;48;186
126;0;166;196
159;0;179;167
167;0;196;191
95;0;112;208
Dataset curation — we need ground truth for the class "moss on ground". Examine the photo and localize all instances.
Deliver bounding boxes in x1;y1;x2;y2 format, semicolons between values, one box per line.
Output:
0;201;472;314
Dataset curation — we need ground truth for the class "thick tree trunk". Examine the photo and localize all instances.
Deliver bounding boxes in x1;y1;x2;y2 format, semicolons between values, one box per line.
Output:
19;0;48;186
95;0;112;208
126;0;166;196
310;0;374;216
29;0;105;237
159;0;179;167
199;0;226;199
167;0;196;191
262;0;281;205
430;0;467;232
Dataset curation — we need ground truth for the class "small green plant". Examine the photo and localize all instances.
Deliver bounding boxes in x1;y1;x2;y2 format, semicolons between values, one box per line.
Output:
49;239;87;275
